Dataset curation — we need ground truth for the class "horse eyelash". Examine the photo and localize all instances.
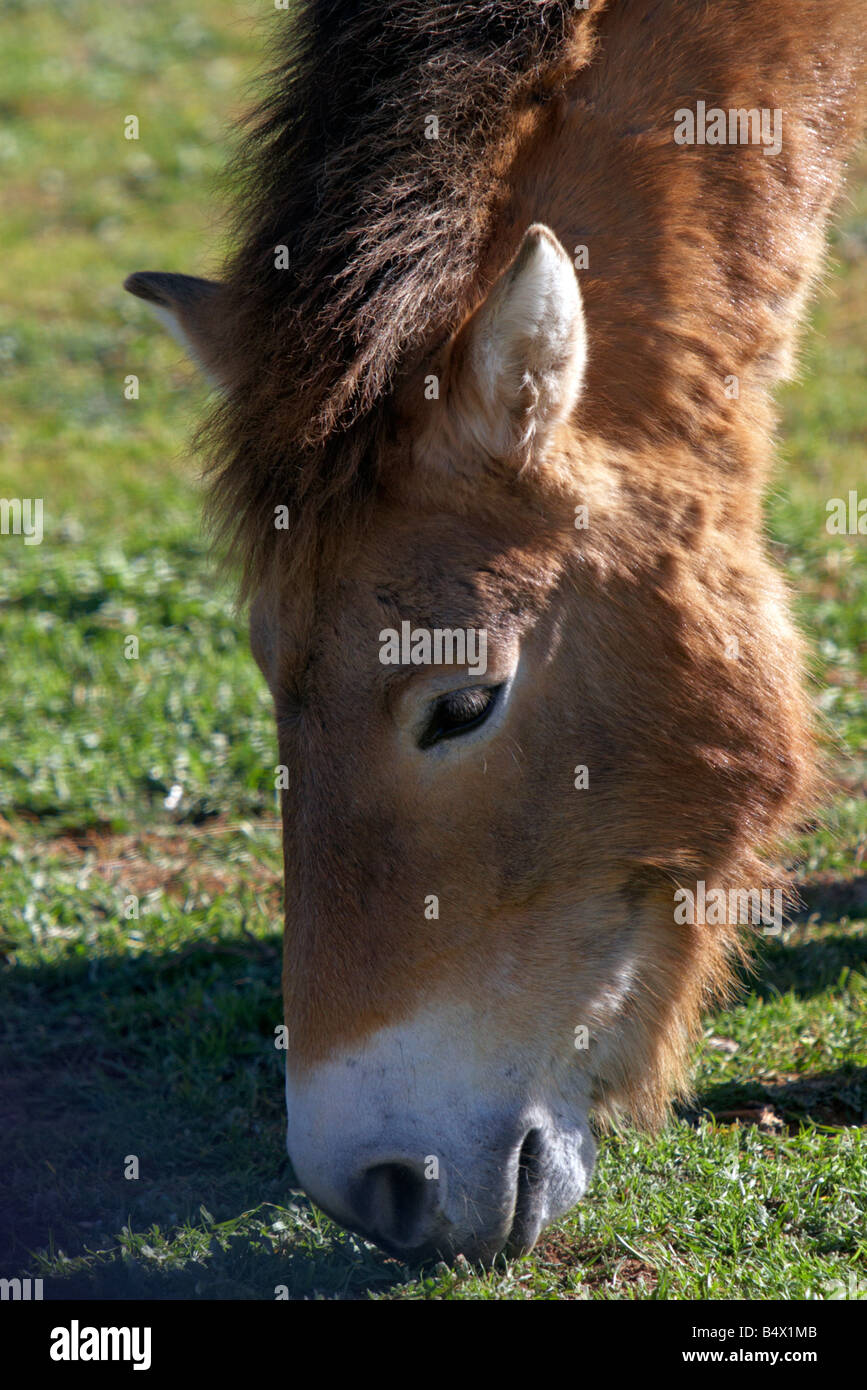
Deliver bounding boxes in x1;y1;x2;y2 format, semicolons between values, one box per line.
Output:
419;684;502;749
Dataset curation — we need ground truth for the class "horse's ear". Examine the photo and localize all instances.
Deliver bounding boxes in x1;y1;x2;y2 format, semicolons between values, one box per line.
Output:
446;224;586;463
123;272;228;388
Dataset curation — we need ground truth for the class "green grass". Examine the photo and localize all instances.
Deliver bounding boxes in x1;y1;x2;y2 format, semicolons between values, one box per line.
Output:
1;0;865;1300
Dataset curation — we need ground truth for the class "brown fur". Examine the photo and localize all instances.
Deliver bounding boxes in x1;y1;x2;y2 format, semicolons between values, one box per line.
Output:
202;0;607;594
202;0;865;601
132;0;866;1137
235;0;865;1124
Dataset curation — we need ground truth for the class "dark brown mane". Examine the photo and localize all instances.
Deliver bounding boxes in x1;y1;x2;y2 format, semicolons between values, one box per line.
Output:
202;0;605;594
202;0;866;599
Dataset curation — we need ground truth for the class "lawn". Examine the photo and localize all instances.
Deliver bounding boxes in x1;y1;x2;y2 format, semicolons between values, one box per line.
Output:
1;0;865;1300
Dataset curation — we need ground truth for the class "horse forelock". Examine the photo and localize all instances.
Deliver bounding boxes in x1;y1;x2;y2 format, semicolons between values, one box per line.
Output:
200;0;606;595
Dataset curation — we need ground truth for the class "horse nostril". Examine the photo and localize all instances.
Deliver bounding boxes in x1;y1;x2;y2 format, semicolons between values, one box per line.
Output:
353;1162;435;1250
517;1127;544;1200
509;1127;546;1254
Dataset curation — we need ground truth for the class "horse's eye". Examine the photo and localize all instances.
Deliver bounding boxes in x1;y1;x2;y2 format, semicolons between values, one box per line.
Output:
419;685;503;749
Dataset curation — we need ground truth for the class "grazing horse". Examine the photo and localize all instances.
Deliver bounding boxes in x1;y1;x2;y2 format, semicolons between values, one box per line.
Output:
125;0;866;1262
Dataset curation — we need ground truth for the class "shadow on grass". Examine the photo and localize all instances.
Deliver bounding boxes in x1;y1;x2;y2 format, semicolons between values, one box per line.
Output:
746;925;867;1002
682;1066;867;1131
680;926;867;1130
3;922;863;1298
791;876;867;925
0;941;409;1299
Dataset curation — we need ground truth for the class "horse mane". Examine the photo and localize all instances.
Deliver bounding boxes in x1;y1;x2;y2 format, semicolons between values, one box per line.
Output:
202;0;605;593
201;0;866;597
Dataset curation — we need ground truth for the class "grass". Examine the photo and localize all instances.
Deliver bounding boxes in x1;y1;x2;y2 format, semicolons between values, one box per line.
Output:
1;0;865;1300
